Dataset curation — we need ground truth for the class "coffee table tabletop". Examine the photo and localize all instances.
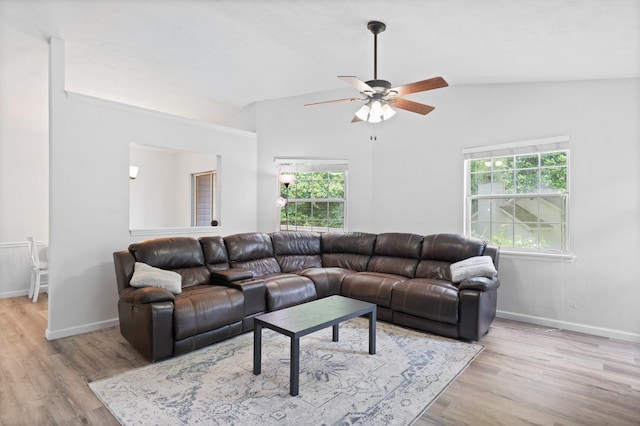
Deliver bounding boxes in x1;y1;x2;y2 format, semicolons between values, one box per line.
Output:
253;295;376;396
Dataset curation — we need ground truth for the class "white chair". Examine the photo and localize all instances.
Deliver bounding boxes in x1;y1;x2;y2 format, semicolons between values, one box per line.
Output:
27;237;49;302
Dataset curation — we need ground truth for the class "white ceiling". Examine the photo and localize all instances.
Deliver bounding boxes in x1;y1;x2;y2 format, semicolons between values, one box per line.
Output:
1;0;639;122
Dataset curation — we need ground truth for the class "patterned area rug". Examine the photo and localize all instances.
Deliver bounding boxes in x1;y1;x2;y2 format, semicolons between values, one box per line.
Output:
90;318;483;425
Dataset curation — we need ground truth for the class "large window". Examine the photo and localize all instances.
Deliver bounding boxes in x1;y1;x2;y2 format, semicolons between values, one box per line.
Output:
276;160;347;232
464;136;570;253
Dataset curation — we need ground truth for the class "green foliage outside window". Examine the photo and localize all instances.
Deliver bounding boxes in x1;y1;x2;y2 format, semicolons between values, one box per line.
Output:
280;171;346;232
470;151;567;196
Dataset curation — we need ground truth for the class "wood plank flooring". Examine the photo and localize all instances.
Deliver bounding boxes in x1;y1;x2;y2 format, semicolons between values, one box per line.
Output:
1;294;638;425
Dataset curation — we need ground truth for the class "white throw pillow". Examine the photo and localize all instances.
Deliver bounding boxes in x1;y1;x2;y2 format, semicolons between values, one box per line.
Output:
450;256;497;283
130;262;182;294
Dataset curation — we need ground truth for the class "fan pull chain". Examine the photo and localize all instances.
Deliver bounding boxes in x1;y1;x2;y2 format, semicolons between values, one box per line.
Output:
370;125;377;141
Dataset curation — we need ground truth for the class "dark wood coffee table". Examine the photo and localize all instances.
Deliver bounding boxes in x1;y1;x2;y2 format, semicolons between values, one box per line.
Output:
253;295;376;396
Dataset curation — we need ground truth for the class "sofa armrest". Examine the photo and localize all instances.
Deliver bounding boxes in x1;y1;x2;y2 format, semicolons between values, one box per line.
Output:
119;286;175;304
211;268;254;283
458;276;500;292
223;279;266;316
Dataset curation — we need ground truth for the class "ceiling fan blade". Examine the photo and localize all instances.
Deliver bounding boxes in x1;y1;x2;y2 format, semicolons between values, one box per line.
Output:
391;76;448;97
338;76;374;94
392;98;436;115
351;115;363;123
304;97;363;107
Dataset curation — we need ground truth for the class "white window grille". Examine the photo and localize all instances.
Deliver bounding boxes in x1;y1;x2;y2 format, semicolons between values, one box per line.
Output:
463;136;570;253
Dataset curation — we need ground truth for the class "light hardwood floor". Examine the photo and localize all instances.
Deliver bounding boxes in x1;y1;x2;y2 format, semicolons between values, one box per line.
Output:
1;294;639;425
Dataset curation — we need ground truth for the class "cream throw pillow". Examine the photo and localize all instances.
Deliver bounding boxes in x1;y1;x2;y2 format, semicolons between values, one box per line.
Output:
450;256;497;283
130;262;182;294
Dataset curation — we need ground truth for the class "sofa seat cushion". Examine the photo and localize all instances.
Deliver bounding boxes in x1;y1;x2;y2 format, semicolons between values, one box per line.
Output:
391;279;459;325
341;272;408;308
173;286;244;340
263;273;317;311
297;267;353;299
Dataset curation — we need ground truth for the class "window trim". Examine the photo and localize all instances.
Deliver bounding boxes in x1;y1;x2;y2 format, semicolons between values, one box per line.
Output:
463;135;572;256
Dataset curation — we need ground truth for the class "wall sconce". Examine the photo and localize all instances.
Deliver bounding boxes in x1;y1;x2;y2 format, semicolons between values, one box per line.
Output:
129;166;139;180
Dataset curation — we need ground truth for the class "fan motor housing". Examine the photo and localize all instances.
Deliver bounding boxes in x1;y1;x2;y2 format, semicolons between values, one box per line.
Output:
366;79;391;93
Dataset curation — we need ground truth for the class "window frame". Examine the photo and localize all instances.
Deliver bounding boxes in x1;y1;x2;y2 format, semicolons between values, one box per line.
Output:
275;159;348;233
191;171;217;227
463;136;571;256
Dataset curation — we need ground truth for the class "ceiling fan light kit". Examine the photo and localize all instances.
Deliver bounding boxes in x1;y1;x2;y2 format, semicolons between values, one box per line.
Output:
305;20;448;124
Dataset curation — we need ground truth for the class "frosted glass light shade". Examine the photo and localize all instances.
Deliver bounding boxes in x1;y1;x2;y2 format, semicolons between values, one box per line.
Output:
276;197;288;207
355;104;371;121
382;103;396;120
368;114;382;123
369;100;383;118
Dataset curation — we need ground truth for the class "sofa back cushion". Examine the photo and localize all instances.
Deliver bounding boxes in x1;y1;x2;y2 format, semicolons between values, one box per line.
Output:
321;232;377;271
224;232;281;277
128;237;210;288
415;233;487;280
366;233;423;278
271;231;322;272
199;236;230;271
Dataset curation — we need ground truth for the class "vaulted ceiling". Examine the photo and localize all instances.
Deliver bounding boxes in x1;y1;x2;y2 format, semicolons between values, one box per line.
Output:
1;0;639;123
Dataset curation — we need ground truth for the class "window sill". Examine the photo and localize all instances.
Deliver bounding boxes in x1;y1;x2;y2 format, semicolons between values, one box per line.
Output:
500;249;575;262
130;227;222;237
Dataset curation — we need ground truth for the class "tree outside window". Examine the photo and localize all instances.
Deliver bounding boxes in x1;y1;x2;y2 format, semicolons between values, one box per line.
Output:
277;161;347;232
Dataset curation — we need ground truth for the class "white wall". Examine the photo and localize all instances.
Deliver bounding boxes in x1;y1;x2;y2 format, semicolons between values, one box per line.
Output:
129;145;219;229
254;78;640;342
47;39;258;339
0;36;49;298
129;146;180;229
0;40;49;245
254;94;376;233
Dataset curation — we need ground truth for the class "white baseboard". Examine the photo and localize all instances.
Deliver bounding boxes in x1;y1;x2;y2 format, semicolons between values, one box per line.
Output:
0;285;49;299
0;289;29;299
497;310;640;343
45;317;119;340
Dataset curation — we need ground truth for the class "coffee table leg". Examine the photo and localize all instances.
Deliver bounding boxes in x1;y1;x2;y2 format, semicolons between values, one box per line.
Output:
253;323;262;375
290;337;299;396
332;324;339;342
369;311;376;355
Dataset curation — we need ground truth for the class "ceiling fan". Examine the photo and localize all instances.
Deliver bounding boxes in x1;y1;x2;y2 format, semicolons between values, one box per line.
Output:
305;20;448;123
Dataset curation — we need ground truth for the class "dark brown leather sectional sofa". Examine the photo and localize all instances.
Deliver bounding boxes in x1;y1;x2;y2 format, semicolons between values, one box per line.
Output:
113;232;500;362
